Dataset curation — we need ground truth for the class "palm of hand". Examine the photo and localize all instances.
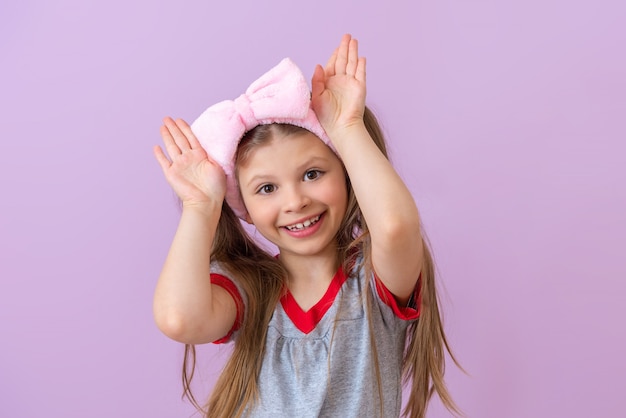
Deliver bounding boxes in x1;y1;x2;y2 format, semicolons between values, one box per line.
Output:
155;117;226;207
311;34;367;136
313;73;366;131
165;148;226;205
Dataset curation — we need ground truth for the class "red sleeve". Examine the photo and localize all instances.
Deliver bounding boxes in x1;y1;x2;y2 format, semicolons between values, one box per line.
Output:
374;274;421;321
210;273;244;344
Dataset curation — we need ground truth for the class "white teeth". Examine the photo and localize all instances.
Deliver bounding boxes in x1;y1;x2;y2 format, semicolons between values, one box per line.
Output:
286;215;320;231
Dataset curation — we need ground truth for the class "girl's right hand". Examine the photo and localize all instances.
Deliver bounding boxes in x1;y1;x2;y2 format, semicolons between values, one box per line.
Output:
154;117;226;209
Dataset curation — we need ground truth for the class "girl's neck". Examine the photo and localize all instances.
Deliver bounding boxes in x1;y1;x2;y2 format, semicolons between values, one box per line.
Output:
280;249;339;282
278;247;340;310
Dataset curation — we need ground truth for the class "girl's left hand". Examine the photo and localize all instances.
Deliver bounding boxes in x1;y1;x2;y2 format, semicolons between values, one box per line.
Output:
311;34;367;138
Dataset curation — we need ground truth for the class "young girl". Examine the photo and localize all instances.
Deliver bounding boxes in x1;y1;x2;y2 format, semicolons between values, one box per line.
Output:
153;35;459;418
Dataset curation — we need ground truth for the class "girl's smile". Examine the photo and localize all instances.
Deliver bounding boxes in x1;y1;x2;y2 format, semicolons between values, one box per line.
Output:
283;212;324;236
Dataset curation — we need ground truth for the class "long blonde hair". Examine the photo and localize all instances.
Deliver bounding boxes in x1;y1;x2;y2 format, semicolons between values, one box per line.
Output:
182;107;461;417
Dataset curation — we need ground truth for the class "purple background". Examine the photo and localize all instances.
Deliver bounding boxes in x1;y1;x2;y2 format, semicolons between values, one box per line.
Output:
1;0;625;417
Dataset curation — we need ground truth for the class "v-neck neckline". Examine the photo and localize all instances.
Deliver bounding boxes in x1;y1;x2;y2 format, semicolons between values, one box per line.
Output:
279;265;347;334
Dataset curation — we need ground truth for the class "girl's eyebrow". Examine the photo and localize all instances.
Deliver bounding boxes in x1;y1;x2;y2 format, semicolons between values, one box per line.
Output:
243;173;275;188
295;156;329;170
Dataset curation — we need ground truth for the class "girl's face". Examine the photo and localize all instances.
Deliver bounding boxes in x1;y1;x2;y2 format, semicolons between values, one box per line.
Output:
237;131;348;261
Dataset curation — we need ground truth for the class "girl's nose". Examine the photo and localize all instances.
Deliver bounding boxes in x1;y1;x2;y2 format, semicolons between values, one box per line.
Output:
283;186;311;212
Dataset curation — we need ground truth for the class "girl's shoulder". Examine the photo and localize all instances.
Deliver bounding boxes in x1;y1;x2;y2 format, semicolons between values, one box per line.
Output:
210;260;230;277
210;261;248;314
209;261;247;344
349;255;421;323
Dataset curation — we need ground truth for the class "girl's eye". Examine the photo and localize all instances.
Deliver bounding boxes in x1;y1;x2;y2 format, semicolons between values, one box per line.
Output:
304;170;322;181
258;184;276;194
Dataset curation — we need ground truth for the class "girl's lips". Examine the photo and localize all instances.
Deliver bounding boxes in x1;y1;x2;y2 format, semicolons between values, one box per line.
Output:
284;214;322;231
283;212;325;238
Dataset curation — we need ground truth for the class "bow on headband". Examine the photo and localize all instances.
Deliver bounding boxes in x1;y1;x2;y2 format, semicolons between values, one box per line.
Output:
191;58;332;219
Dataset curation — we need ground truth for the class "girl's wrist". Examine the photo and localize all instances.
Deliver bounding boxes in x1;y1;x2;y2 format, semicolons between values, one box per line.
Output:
326;122;369;153
181;199;223;218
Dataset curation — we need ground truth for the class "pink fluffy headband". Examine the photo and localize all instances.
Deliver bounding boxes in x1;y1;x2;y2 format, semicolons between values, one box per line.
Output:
190;58;333;219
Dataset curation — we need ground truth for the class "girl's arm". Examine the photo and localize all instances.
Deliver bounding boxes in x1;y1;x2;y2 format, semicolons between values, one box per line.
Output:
312;35;422;304
152;117;237;344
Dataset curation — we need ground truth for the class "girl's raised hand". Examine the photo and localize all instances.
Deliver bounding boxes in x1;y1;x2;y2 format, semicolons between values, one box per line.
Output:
154;117;226;208
311;34;367;138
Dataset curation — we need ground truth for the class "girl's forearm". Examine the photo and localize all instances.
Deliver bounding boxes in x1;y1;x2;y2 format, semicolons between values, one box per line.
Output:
333;124;421;237
331;123;423;298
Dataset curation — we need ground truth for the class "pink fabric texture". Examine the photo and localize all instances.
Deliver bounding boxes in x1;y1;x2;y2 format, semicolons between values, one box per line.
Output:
190;58;333;219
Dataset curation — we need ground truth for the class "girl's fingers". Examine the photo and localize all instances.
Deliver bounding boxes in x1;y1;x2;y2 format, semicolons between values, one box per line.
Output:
160;124;182;158
311;64;326;100
346;38;359;76
356;57;366;83
175;118;203;150
164;117;193;153
153;145;172;172
325;48;338;77
334;34;351;75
